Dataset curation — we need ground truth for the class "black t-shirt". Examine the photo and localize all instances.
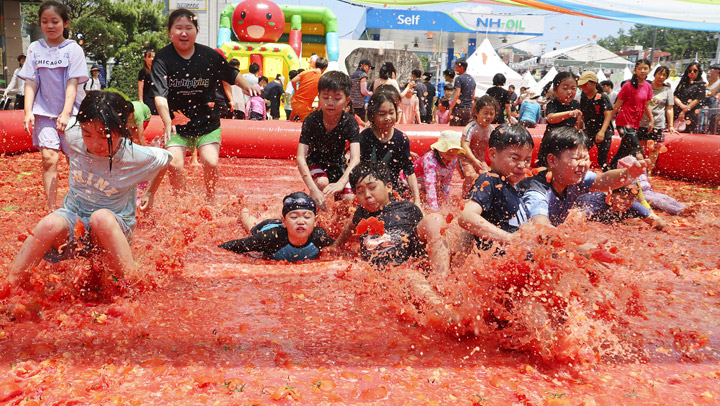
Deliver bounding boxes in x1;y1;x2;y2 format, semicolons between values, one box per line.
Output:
359;128;414;190
299;110;360;171
414;79;428;114
263;80;284;117
486;86;510;124
151;43;238;137
467;172;529;235
352;200;424;266
544;99;581;135
454;73;476;107
137;68;154;104
218;219;333;261
424;82;436;112
580;92;613;139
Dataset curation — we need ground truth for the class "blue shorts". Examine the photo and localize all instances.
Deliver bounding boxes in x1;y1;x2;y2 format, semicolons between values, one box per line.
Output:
43;209;133;263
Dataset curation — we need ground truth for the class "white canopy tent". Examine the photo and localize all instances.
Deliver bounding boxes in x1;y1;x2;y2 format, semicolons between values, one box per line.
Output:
623;67;633;81
596;69;608;82
465;38;523;94
530;66;557;95
540;43;634;70
522;71;538;92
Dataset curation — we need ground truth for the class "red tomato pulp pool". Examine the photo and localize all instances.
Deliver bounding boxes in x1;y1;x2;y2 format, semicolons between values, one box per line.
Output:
0;154;719;405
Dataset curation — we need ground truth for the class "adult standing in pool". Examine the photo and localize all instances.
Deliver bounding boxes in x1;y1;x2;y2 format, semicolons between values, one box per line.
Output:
151;8;259;203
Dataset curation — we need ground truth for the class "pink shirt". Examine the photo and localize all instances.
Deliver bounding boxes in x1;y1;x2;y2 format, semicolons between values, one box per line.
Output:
399;95;419;124
436;109;450;124
414;150;458;211
615;81;653;129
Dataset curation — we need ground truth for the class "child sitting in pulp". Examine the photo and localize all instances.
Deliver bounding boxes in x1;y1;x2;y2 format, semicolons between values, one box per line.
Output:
460;95;499;196
458;124;534;251
333;162;457;324
577;187;666;230
414;131;464;212
219;192;334;261
8;91;171;289
359;91;420;205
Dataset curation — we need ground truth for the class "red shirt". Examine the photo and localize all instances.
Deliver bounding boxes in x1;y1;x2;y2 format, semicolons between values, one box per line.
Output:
615;81;653;129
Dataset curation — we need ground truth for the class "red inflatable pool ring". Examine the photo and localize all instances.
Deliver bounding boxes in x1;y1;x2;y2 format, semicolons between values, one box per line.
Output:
1;111;718;184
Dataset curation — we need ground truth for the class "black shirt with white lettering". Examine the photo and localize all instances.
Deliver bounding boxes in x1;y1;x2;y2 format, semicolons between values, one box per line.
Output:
151;43;238;137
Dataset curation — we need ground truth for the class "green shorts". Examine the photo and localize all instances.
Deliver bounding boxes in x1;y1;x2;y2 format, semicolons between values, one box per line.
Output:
167;128;222;148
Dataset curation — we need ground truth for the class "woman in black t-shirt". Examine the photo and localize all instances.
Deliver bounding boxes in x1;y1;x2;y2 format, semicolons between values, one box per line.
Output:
137;49;157;114
674;62;706;133
151;8;259;202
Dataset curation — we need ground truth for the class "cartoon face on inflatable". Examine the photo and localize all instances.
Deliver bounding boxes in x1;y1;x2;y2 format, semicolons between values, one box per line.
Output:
232;0;285;43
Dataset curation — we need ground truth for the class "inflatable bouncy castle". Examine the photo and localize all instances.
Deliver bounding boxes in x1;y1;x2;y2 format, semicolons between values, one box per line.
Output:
216;0;339;80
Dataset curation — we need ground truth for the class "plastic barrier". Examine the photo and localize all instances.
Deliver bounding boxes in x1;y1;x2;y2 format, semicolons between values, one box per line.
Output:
0;111;718;184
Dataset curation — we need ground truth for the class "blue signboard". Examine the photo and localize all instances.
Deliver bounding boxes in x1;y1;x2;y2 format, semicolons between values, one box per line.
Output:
365;9;543;36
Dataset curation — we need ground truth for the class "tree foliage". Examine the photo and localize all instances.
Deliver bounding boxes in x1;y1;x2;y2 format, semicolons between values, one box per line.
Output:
21;0;167;99
598;25;718;63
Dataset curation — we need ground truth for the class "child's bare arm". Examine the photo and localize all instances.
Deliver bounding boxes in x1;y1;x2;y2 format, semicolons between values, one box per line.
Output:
332;222;354;249
590;158;649;192
459;200;514;243
460;138;484;172
296;143;326;210
325;142;360;196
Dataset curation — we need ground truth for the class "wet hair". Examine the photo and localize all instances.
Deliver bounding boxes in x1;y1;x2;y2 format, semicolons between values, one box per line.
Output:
653;65;672;87
142;49;154;74
318;70;352;97
229;58;240;68
258;75;268;84
167;8;198;31
314;57;329;71
443;83;454;92
536;127;589;168
443;69;455;80
379;62;396;80
297;68;305;74
349;161;393;191
455;58;468;70
552;71;578;90
439;99;449;109
492;73;506;86
248;63;260;74
600;80;613;89
17;54;26;63
411;69;422;79
630;58;652;88
473;95;499;116
541;81;554;98
39;1;70;39
677;61;704;90
288;69;298;81
488;123;534;152
366;91;397;125
76;91;134;171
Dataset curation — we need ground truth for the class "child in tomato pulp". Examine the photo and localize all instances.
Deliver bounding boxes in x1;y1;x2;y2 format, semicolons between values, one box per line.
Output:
19;0;89;210
8;91;172;289
296;71;361;211
609;59;654;169
151;8;258;203
544;71;583;137
219;192;334;261
414;131;464;212
359;91;420;205
458;124;534;252
460;95;499;196
333;162;458;324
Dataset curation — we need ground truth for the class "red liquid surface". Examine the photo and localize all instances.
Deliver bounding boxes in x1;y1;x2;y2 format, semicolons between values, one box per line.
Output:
1;153;719;405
